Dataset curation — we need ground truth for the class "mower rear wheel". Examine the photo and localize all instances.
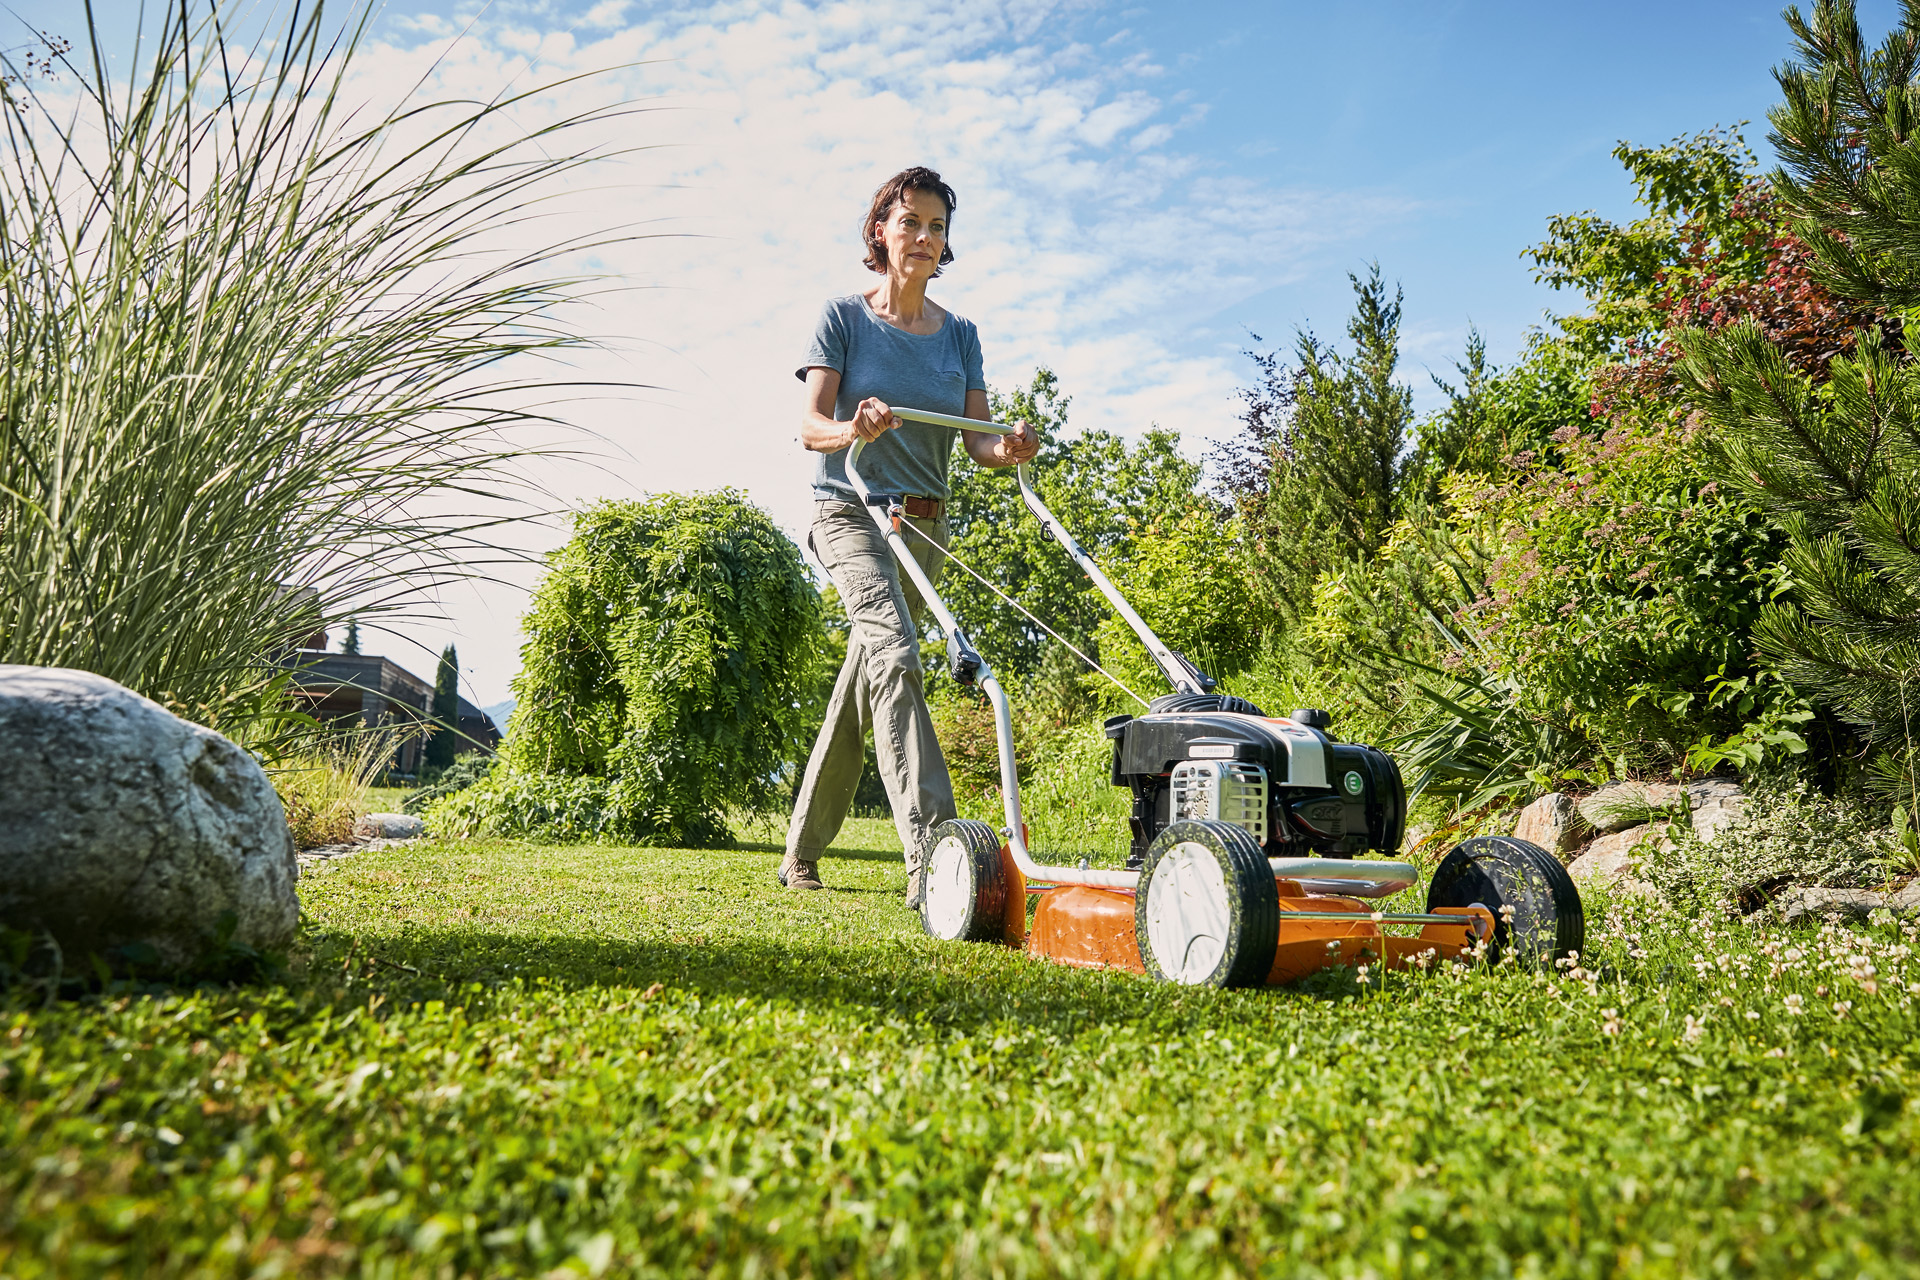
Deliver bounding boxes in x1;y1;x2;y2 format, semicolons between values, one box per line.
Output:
921;819;1009;943
1135;820;1279;987
1425;836;1584;966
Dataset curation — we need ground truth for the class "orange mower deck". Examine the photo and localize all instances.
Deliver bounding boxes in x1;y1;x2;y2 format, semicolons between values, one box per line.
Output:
1008;846;1494;984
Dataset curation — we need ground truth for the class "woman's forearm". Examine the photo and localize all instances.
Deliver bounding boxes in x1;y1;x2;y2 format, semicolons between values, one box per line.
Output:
801;411;857;453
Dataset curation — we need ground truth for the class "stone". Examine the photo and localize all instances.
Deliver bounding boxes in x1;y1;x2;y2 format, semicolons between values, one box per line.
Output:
1565;822;1670;896
1577;782;1687;833
0;666;297;970
1888;880;1920;914
1511;792;1582;858
355;812;424;841
1776;887;1885;925
1684;779;1747;843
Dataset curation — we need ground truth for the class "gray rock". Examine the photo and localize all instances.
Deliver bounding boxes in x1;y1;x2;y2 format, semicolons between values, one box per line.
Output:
1684;779;1747;843
1888;880;1920;914
0;666;297;970
1777;886;1885;924
1577;782;1687;833
1566;822;1669;896
1511;792;1582;857
355;812;424;841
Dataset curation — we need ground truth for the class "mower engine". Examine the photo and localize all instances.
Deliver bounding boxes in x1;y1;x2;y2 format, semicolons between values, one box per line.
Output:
1105;693;1406;867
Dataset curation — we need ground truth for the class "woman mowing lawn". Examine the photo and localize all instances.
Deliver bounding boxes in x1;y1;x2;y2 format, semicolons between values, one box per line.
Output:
782;165;1039;901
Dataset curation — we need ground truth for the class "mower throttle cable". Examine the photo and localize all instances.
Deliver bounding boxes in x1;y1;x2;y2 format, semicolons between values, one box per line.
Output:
891;514;1151;709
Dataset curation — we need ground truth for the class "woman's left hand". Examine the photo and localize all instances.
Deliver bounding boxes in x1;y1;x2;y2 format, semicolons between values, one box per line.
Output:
998;420;1040;465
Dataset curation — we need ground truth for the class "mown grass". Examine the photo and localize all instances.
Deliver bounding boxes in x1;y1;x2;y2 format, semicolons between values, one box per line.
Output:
4;824;1919;1277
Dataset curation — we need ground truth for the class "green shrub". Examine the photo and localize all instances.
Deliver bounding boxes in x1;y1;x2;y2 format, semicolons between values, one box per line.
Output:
423;768;619;843
1643;784;1909;915
507;492;825;847
402;753;495;816
1455;416;1803;772
1093;509;1266;704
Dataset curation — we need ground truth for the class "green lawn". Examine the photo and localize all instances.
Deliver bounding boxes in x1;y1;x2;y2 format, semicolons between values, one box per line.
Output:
5;825;1918;1277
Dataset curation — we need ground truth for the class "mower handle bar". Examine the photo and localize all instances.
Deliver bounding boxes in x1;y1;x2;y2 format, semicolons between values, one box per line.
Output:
845;408;1407;896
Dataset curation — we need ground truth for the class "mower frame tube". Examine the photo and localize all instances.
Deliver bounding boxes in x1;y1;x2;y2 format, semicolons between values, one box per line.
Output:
847;424;1136;890
888;406;1204;696
846;410;1417;901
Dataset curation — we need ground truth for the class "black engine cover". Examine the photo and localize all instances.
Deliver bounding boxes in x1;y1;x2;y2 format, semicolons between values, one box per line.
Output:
1105;709;1406;865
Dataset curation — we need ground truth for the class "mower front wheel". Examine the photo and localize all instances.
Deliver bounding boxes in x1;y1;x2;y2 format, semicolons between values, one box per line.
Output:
1426;836;1584;966
1135;820;1279;987
921;819;1009;943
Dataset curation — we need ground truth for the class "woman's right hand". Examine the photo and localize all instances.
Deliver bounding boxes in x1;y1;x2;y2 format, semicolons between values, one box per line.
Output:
851;397;901;444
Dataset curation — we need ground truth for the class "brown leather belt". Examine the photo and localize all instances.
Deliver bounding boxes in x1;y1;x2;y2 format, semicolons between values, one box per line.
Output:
899;495;944;520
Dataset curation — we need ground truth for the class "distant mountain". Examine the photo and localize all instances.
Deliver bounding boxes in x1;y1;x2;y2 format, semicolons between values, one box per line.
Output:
482;699;516;732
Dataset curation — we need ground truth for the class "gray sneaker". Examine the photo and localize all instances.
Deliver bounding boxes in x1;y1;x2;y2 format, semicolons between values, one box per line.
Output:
778;855;824;891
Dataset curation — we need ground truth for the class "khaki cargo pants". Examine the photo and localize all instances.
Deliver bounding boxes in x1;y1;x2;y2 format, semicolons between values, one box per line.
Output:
786;500;957;874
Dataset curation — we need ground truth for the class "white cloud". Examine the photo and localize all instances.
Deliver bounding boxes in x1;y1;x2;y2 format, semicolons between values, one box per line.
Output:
338;0;1417;703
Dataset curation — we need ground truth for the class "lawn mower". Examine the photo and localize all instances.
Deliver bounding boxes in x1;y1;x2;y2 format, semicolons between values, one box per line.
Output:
846;409;1584;987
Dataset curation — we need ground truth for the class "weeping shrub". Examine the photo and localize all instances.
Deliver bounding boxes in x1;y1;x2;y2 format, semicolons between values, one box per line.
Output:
0;2;619;738
502;492;826;848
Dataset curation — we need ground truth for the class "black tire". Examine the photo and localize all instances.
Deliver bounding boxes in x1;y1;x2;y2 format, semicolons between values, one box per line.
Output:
920;819;1008;942
1147;692;1269;717
1134;819;1280;987
1425;836;1584;966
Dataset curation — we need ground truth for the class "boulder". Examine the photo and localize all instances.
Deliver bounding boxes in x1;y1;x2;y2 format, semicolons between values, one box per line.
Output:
1684;779;1747;843
1776;887;1885;925
1577;782;1686;833
355;812;424;840
1888;880;1920;914
0;666;297;970
1566;822;1669;896
1511;792;1582;858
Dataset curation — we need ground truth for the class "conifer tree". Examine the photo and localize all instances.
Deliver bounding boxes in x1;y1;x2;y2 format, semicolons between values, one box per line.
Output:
426;643;460;771
340;619;360;655
1676;0;1920;794
1247;266;1415;624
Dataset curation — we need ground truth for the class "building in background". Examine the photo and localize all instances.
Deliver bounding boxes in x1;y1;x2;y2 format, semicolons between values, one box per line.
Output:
285;633;500;777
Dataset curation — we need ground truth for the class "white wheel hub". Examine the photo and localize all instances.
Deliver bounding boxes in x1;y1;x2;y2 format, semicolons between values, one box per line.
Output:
922;835;975;940
1143;840;1231;984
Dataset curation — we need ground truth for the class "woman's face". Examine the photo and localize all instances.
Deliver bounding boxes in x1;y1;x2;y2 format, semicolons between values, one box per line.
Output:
875;188;948;280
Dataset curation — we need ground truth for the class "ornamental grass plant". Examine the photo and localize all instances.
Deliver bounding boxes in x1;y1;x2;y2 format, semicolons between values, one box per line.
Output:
0;1;622;740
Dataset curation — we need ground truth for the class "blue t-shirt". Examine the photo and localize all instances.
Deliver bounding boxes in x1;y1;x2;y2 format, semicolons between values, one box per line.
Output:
798;294;987;504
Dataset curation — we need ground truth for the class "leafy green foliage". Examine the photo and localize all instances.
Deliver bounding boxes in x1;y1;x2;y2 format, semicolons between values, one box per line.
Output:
943;369;1211;678
1525;126;1770;357
1094;509;1266;702
1411;335;1594;490
402;752;495;816
423;768;621;843
0;4;606;740
508;492;825;847
1454;417;1801;770
6;835;1920;1275
1643;783;1911;913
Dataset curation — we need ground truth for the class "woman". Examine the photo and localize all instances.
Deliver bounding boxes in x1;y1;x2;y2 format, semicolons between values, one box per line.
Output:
781;165;1039;902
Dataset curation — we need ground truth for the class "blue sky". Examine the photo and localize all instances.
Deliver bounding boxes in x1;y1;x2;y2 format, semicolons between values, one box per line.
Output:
5;0;1893;702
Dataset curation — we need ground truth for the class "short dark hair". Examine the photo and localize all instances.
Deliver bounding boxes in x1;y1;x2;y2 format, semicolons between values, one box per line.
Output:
862;166;957;276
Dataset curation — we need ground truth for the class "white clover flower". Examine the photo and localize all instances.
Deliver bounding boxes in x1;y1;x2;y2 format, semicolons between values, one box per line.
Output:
1745;1010;1761;1022
1833;1000;1853;1020
1783;994;1805;1015
1683;1015;1706;1043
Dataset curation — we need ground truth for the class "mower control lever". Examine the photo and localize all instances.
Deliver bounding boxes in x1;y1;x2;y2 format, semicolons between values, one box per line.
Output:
947;628;983;685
